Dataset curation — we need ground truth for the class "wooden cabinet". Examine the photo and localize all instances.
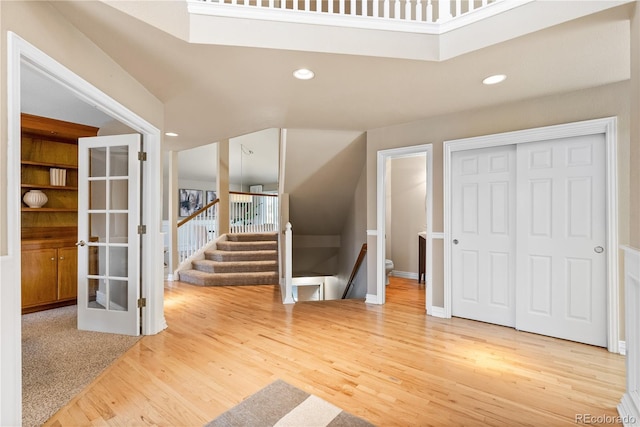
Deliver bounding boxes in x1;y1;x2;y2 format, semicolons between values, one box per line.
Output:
21;241;78;313
20;114;98;313
21;248;58;308
58;246;78;300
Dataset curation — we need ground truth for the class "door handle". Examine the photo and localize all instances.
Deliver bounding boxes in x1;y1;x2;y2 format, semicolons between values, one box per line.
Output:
76;240;86;247
453;239;459;245
594;246;604;254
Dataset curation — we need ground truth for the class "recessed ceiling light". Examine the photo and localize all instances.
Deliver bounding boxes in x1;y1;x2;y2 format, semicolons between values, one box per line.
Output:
165;132;179;137
482;74;507;85
293;68;315;80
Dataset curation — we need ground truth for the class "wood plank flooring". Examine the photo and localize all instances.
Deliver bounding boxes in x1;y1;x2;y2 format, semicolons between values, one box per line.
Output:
45;277;625;426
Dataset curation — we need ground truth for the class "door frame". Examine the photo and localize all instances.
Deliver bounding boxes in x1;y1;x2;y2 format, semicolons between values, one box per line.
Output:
375;144;433;313
443;117;619;353
4;31;165;424
8;32;165;335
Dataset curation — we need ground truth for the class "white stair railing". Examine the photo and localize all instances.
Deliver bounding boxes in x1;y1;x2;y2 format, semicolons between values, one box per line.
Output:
194;0;510;25
176;199;219;263
229;191;279;234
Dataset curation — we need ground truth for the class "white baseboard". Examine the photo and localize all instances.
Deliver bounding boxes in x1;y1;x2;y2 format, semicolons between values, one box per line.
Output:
618;394;640;426
391;270;418;280
429;306;446;318
280;279;295;304
619;340;627;356
365;293;380;304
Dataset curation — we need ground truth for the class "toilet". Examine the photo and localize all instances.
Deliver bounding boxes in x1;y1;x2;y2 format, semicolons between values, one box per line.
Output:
385;259;394;285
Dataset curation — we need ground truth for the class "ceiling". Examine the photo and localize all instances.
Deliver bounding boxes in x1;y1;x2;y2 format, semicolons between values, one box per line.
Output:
20;1;633;179
21;56;279;185
21;64;114;128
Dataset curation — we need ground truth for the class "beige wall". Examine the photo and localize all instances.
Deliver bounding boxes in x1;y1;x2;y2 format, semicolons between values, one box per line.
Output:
337;164;368;298
0;1;164;254
367;81;631;309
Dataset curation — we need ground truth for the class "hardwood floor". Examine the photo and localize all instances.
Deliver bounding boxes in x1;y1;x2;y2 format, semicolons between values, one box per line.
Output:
45;277;625;426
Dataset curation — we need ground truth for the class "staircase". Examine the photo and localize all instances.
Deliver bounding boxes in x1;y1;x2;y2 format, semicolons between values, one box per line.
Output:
178;233;279;286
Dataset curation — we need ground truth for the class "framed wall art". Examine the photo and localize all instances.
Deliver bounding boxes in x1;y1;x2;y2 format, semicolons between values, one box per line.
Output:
206;190;217;204
179;188;203;217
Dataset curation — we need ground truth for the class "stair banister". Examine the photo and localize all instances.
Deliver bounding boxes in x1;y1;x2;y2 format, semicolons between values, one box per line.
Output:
176;199;219;264
229;191;279;234
342;243;367;299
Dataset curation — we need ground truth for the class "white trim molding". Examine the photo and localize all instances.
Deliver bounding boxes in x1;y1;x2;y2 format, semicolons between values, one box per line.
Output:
376;143;433;312
365;294;378;304
0;256;20;426
443;117;619;352
392;271;419;280
429;306;446;318
618;246;640;426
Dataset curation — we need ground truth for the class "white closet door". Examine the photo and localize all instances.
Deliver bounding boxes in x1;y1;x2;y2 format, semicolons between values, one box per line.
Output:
451;145;516;327
515;134;607;347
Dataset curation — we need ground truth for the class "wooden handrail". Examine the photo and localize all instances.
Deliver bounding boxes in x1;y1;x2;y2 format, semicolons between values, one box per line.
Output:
177;199;219;228
342;243;367;299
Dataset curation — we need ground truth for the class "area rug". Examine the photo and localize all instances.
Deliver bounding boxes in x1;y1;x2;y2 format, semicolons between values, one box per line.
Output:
22;305;140;427
206;380;375;427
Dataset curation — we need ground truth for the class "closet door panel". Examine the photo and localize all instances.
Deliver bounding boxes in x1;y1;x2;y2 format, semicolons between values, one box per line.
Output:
515;134;606;347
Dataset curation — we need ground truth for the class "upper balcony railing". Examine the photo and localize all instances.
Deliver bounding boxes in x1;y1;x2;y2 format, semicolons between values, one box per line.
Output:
229;191;279;234
188;0;530;34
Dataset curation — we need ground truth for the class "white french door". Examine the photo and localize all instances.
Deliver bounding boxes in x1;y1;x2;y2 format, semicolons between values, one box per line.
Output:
451;145;516;327
77;134;141;336
516;135;606;347
451;134;607;346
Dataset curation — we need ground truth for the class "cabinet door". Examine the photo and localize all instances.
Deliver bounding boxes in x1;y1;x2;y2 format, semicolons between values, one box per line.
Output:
58;246;78;301
22;248;58;307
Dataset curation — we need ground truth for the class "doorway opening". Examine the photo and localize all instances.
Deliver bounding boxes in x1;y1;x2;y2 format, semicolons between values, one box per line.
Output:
4;31;165;423
376;144;433;312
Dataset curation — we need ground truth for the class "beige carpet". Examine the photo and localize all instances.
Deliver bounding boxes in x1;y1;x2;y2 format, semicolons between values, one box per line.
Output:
180;233;279;286
206;380;375;427
22;305;140;427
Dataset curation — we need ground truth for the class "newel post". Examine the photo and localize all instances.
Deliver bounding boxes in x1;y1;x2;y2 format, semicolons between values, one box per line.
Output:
283;222;295;304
